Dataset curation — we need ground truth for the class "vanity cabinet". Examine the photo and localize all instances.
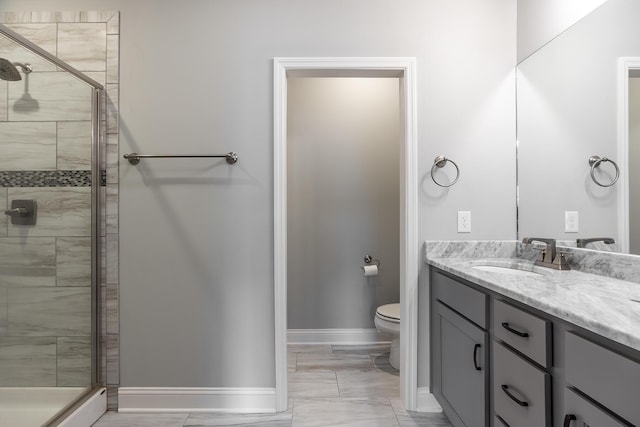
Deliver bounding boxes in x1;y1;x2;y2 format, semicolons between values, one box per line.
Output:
429;266;640;427
431;270;489;427
564;332;640;425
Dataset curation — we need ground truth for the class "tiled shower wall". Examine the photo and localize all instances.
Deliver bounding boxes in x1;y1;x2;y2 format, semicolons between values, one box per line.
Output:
0;11;120;408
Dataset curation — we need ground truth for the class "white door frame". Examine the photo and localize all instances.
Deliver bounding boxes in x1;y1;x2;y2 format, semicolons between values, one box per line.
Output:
617;57;640;253
273;57;419;412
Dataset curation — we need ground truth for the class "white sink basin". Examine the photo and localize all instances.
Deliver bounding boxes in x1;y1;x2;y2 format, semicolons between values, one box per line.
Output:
471;265;543;278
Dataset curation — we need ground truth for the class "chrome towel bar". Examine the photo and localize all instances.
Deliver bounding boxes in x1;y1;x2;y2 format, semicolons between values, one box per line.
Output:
123;152;238;165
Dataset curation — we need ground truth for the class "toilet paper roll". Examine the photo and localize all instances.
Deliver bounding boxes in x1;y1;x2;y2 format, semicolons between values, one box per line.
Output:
362;264;378;277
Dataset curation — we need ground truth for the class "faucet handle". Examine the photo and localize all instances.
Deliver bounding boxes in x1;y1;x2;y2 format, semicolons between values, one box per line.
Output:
552;251;571;270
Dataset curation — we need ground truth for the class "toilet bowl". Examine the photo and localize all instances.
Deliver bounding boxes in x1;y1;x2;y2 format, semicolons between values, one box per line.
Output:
374;303;400;370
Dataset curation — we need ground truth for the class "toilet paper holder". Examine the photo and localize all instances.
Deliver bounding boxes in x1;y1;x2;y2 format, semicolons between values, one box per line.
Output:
364;255;380;266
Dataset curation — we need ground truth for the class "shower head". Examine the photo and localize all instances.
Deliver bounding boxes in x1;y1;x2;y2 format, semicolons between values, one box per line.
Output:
0;58;33;81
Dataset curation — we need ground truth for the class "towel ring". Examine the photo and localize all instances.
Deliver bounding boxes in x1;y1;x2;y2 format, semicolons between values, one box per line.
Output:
431;156;459;187
588;156;619;187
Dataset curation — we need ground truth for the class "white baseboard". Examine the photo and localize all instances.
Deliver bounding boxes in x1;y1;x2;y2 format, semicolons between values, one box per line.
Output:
118;387;276;413
416;387;443;413
58;387;107;427
287;328;391;345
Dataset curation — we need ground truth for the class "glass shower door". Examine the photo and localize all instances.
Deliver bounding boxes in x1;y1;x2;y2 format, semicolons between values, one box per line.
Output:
0;25;102;427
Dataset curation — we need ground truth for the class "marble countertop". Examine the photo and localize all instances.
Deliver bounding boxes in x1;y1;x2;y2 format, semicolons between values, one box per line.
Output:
426;256;640;353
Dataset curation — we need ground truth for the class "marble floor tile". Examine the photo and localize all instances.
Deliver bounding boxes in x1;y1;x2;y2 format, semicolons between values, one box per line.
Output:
90;345;450;427
372;354;398;373
296;352;374;372
337;371;399;398
287;344;332;354
332;343;391;356
292;398;399;427
288;372;339;398
287;352;297;372
184;412;292;426
390;399;451;427
92;412;189;427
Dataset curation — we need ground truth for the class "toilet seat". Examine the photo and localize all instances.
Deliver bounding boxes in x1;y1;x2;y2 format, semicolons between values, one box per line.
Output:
376;303;400;323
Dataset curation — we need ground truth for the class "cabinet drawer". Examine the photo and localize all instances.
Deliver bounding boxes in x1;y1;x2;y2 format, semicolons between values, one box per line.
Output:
565;331;640;425
563;387;627;427
493;342;551;427
493;299;552;367
432;269;487;328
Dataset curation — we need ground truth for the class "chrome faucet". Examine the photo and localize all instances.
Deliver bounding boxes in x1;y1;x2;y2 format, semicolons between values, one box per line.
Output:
522;237;570;270
576;237;615;248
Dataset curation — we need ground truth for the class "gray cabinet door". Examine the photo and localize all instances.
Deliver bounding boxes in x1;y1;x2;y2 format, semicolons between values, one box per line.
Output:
433;301;488;427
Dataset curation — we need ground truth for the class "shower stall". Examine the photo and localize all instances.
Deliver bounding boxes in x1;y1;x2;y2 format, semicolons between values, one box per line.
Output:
0;23;104;426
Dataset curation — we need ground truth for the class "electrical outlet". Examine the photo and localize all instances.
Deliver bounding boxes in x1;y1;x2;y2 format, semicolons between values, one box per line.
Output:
565;211;579;233
458;211;471;233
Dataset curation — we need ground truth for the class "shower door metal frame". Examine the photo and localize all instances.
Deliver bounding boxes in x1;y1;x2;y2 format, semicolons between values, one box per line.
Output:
0;21;106;424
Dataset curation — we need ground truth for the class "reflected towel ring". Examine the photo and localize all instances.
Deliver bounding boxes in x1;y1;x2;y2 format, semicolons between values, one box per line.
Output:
588;156;619;187
431;156;460;187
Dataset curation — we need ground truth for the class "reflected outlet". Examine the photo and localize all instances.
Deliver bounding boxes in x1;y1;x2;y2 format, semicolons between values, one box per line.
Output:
565;211;579;233
458;211;471;233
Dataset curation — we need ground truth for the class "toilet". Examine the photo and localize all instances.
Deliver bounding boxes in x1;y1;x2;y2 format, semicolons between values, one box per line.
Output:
374;303;400;370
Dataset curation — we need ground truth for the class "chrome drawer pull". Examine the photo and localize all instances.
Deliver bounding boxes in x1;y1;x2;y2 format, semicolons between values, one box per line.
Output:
563;414;576;427
501;384;529;407
501;322;530;338
496;415;511;427
473;344;482;371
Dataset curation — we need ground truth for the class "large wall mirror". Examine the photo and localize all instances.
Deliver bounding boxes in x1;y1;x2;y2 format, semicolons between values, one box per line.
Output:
517;0;640;255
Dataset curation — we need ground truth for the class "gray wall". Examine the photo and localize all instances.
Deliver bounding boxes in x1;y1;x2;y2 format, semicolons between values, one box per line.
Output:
516;0;607;62
0;0;517;391
287;78;400;329
630;77;640;254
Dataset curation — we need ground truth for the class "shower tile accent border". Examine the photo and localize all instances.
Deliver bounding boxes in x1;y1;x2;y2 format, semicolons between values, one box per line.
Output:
0;170;92;187
0;10;120;409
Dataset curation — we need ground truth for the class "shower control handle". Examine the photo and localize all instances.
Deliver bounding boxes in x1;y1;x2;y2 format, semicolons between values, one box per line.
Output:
4;200;37;225
4;207;28;217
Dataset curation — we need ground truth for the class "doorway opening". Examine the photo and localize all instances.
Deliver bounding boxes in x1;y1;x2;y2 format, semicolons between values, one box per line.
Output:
273;58;418;411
